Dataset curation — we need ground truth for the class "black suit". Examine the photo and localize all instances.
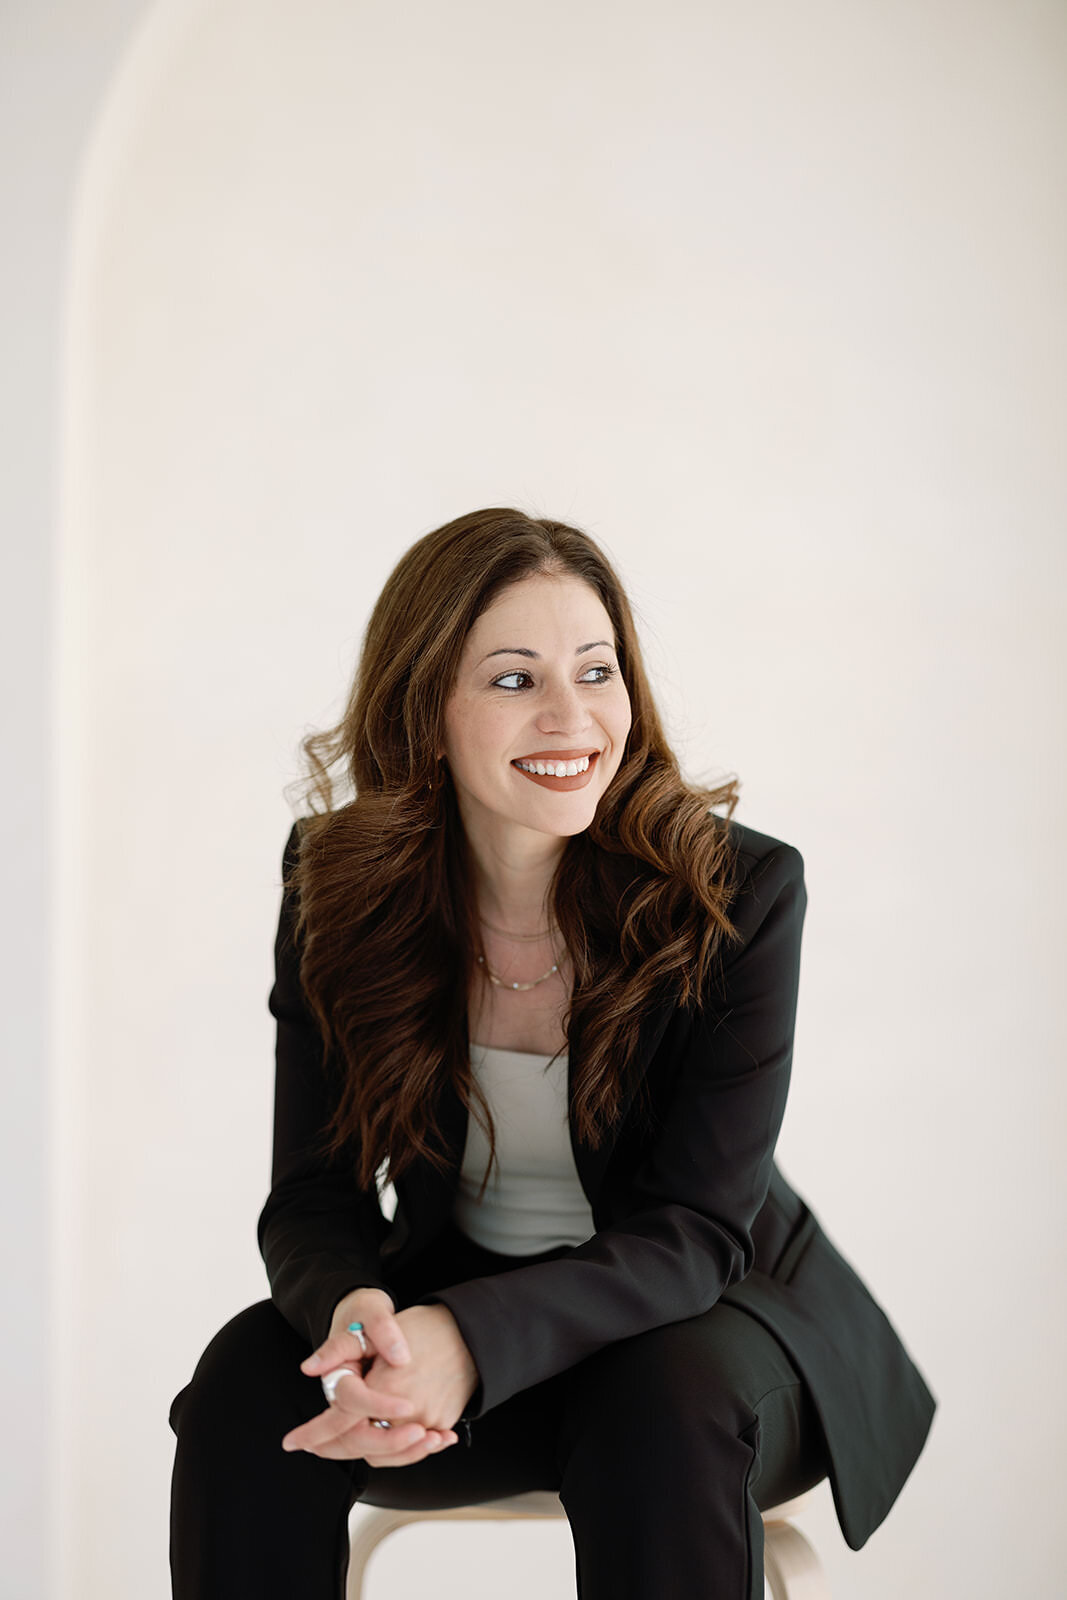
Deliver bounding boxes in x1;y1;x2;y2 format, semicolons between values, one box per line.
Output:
170;818;935;1597
256;817;935;1553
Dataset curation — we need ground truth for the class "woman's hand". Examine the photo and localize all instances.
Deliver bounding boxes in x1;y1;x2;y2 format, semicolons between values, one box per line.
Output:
282;1288;457;1466
359;1305;479;1461
281;1294;478;1468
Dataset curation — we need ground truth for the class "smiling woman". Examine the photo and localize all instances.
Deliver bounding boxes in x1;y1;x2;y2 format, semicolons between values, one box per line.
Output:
167;507;935;1599
267;510;748;1186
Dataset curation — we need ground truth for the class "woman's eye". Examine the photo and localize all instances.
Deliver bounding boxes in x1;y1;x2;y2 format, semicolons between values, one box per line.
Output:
491;665;616;692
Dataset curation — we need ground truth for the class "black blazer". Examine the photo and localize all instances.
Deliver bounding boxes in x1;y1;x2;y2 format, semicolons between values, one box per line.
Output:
258;818;935;1552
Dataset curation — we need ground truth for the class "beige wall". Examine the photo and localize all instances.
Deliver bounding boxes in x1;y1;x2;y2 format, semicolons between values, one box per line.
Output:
7;0;1064;1594
1;6;152;1596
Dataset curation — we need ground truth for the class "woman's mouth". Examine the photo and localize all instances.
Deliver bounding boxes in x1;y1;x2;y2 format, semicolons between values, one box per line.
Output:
511;751;599;791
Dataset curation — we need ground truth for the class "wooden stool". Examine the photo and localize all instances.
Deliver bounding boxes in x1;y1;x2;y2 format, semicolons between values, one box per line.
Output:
347;1488;829;1598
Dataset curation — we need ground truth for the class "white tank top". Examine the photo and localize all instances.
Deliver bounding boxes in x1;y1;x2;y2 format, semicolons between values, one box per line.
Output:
452;1042;596;1255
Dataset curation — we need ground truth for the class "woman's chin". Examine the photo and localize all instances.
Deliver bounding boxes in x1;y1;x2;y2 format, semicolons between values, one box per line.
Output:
453;779;602;841
530;802;599;838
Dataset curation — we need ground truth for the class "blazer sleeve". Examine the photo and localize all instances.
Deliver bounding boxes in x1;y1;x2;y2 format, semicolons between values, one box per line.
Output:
424;840;806;1417
256;821;393;1347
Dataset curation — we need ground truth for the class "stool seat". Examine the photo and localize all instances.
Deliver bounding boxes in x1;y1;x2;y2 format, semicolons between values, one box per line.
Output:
347;1487;829;1598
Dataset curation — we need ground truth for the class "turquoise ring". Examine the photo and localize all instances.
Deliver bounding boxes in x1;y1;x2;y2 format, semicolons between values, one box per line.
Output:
347;1321;368;1355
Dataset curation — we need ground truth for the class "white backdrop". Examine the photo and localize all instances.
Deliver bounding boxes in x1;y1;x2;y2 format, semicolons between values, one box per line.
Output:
9;0;1063;1595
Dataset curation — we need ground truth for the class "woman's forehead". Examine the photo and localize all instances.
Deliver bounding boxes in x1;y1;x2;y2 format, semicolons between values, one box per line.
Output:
466;573;612;645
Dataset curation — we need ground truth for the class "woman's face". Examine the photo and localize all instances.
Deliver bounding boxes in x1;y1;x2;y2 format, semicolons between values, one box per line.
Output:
442;572;633;846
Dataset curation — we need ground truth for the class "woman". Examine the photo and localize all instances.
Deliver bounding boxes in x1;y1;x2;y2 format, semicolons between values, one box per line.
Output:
169;507;935;1598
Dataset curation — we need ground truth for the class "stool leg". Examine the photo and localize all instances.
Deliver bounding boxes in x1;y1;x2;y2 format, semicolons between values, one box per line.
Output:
763;1519;831;1600
346;1509;421;1600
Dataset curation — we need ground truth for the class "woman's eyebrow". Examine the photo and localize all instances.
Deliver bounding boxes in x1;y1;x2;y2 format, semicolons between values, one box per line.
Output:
478;640;616;665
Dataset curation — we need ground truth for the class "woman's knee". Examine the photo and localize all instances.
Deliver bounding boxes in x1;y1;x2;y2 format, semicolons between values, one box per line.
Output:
169;1299;314;1444
563;1305;806;1478
558;1304;827;1509
568;1304;782;1443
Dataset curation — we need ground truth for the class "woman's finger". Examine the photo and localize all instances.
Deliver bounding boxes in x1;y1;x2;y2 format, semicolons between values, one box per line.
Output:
364;1425;458;1464
364;1431;458;1469
281;1406;408;1455
289;1427;435;1465
284;1413;428;1457
327;1369;416;1422
281;1380;415;1453
300;1325;370;1377
301;1309;410;1376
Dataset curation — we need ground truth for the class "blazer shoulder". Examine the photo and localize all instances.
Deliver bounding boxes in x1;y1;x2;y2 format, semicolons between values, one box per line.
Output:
720;818;805;885
708;820;807;973
644;822;803;1027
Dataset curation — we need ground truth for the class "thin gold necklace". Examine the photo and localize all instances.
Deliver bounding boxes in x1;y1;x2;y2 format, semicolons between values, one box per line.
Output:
476;952;560;991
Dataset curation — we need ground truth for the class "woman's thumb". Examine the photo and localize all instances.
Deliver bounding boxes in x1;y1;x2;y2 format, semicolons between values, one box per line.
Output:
370;1312;411;1366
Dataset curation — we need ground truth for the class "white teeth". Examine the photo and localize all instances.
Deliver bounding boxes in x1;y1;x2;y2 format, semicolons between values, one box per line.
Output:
515;755;591;777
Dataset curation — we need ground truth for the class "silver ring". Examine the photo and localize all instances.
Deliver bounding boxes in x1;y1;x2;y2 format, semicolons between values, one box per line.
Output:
320;1366;357;1405
347;1321;369;1355
370;1419;391;1430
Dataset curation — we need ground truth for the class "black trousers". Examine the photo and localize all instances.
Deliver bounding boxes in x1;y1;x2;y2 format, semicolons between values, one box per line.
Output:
169;1225;830;1599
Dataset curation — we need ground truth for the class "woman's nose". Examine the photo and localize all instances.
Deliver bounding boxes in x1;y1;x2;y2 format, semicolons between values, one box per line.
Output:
536;680;592;733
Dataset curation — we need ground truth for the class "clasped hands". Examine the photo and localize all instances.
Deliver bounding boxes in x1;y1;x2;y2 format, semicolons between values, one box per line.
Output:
281;1288;479;1468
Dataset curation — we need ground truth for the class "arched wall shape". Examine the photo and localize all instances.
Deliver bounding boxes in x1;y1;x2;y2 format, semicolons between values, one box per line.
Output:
56;8;246;1595
3;4;172;1592
54;1;1066;1596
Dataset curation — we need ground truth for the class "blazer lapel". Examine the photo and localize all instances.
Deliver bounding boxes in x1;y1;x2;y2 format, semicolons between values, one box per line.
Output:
568;992;678;1201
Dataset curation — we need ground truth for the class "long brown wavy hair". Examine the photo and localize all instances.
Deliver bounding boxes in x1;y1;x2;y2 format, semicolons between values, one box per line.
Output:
286;507;743;1191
